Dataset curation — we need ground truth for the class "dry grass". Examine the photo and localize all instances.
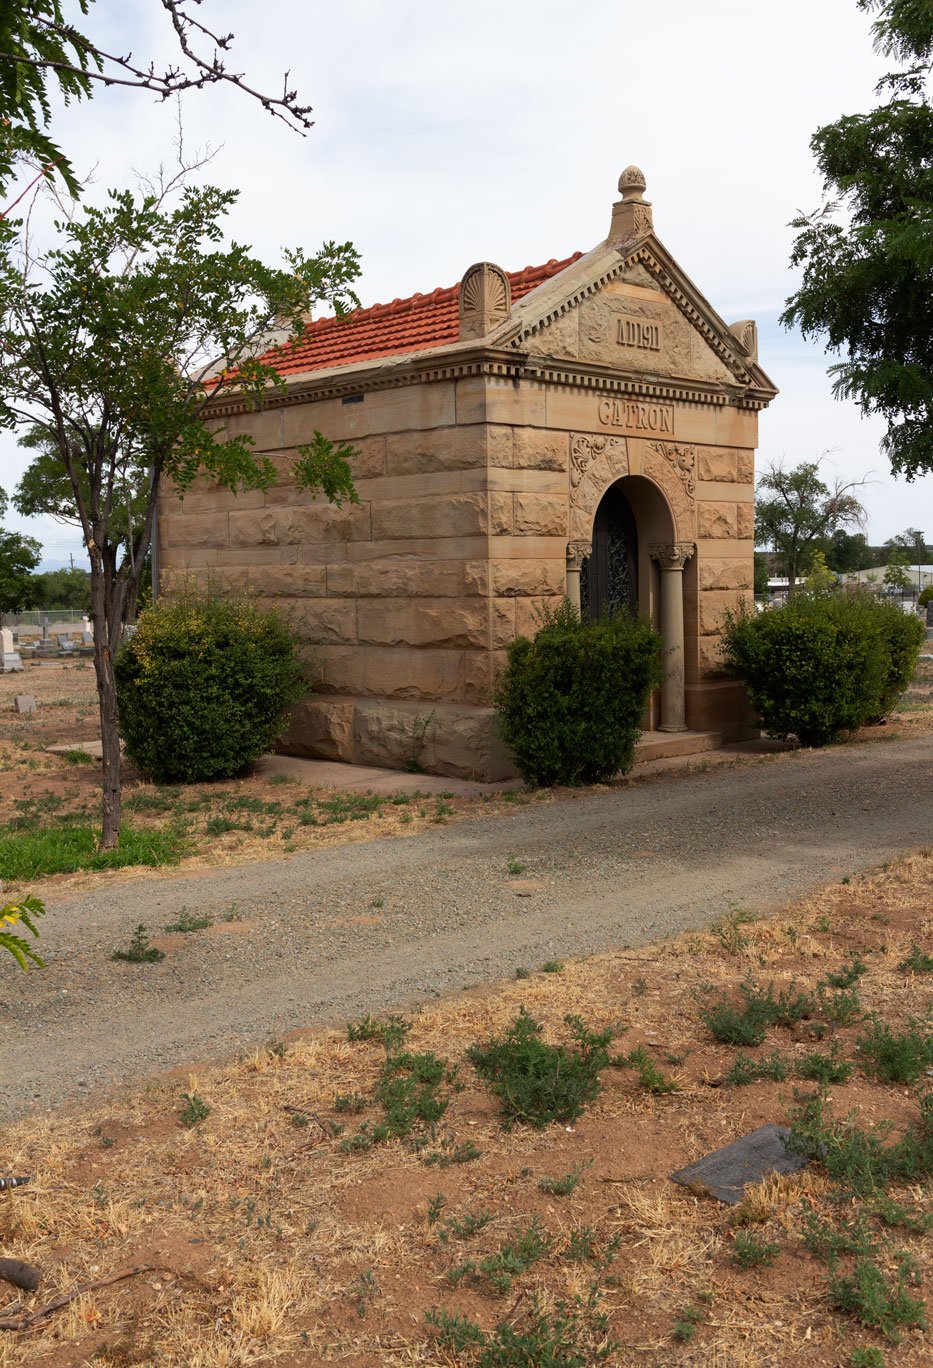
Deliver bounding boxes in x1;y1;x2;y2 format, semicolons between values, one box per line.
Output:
1;853;931;1365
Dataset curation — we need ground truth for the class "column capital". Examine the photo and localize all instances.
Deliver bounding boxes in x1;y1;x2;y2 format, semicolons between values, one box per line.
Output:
650;541;695;571
566;540;592;571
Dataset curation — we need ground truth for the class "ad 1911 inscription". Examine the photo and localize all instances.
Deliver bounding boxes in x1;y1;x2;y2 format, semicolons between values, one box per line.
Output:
597;397;674;434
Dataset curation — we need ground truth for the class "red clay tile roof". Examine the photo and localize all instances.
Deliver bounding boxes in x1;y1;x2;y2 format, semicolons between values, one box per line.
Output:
267;253;583;377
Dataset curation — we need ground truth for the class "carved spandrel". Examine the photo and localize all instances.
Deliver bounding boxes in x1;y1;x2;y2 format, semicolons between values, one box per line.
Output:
569;433;627;505
646;441;697;499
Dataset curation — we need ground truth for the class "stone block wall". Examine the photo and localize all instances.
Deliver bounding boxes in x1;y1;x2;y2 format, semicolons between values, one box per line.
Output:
158;378;570;779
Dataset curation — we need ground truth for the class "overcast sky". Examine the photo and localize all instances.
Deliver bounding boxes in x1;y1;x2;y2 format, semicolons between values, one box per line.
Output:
2;0;931;566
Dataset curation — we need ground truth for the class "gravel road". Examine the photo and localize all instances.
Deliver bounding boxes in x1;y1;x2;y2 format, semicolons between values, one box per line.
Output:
2;735;931;1123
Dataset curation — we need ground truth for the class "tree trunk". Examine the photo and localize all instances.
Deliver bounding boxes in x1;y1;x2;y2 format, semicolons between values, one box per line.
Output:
89;559;122;851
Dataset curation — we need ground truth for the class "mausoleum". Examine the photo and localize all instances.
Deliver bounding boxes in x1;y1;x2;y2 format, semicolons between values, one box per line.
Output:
157;167;777;779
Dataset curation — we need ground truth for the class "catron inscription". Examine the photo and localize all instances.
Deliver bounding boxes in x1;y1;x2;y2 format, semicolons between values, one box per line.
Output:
597;397;673;434
616;315;661;351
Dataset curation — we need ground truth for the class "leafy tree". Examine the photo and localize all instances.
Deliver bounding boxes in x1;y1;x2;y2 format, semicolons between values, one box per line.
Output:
755;458;868;594
782;1;933;480
0;184;361;848
883;541;913;592
0;1;314;199
805;549;838;594
0;486;41;621
753;551;770;596
27;565;90;611
823;528;875;574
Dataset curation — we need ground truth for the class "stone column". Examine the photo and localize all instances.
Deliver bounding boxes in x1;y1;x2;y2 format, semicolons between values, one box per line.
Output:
649;542;695;732
566;541;591;614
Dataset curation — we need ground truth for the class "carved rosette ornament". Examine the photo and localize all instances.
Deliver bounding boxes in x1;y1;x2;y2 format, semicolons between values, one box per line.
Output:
566;540;592;572
458;262;512;340
649;542;696;572
646;441;697;499
569;434;626;505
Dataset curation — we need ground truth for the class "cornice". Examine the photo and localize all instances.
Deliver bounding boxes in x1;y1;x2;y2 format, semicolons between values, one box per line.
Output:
205;345;771;420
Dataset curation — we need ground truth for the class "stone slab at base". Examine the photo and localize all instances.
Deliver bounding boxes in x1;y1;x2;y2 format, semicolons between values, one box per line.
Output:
634;730;722;764
685;678;756;741
279;697;738;783
278;695;515;782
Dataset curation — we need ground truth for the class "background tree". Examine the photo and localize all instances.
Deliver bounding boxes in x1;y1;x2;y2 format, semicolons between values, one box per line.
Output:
883;541;913;592
27;566;90;611
823;528;875;573
0;487;41;622
0;183;361;848
782;0;933;480
1;1;314;199
755;458;869;594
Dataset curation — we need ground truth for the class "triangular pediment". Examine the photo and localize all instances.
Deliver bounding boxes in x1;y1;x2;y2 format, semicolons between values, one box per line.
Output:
487;237;777;400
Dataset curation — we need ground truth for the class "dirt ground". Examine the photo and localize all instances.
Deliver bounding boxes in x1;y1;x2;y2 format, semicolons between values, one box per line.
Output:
0;853;930;1366
2;658;931;893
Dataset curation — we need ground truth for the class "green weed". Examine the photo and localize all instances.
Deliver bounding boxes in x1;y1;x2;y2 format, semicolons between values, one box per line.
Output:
731;1230;780;1269
439;1209;493;1242
163;908;212;934
789;1092;933;1193
829;1255;926;1342
823;957;869;989
468;1009;613;1129
857;1020;933;1085
64;748;95;765
712;905;756;955
540;960;564;974
898;944;933;974
111;924;164;963
823;987;863;1025
797;1044;852;1084
618;1045;679;1094
538;1161;591;1196
850;1349;885;1368
178;1092;210;1128
346;1013;412;1049
427;1193;447;1224
507;856;527;876
450;1217;553;1295
724;1051;789;1086
333;1092;367;1114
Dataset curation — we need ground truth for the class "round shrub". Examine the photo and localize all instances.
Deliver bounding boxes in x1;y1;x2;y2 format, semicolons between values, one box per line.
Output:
115;584;306;783
866;597;925;722
495;601;662;786
722;590;919;747
918;585;933;608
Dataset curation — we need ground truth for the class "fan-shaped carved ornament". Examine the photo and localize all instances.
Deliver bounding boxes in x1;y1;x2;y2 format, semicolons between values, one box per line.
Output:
459;262;511;340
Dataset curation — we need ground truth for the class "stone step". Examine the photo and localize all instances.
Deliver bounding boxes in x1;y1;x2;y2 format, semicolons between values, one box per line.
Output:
634;729;724;764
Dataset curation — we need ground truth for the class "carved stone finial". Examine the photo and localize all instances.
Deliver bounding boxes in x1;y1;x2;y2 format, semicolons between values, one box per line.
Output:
729;320;758;361
608;166;652;245
459;261;511;340
618;165;647;202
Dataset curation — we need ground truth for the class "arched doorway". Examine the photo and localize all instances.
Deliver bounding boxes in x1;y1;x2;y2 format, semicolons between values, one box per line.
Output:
580;482;638;618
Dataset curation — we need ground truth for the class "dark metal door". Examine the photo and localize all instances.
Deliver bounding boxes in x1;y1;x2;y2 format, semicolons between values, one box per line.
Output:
580;484;638;618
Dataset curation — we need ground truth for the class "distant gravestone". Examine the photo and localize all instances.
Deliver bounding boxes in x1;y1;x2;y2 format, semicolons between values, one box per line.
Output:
670;1124;808;1205
14;695;36;715
1;627;23;673
56;634;74;653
